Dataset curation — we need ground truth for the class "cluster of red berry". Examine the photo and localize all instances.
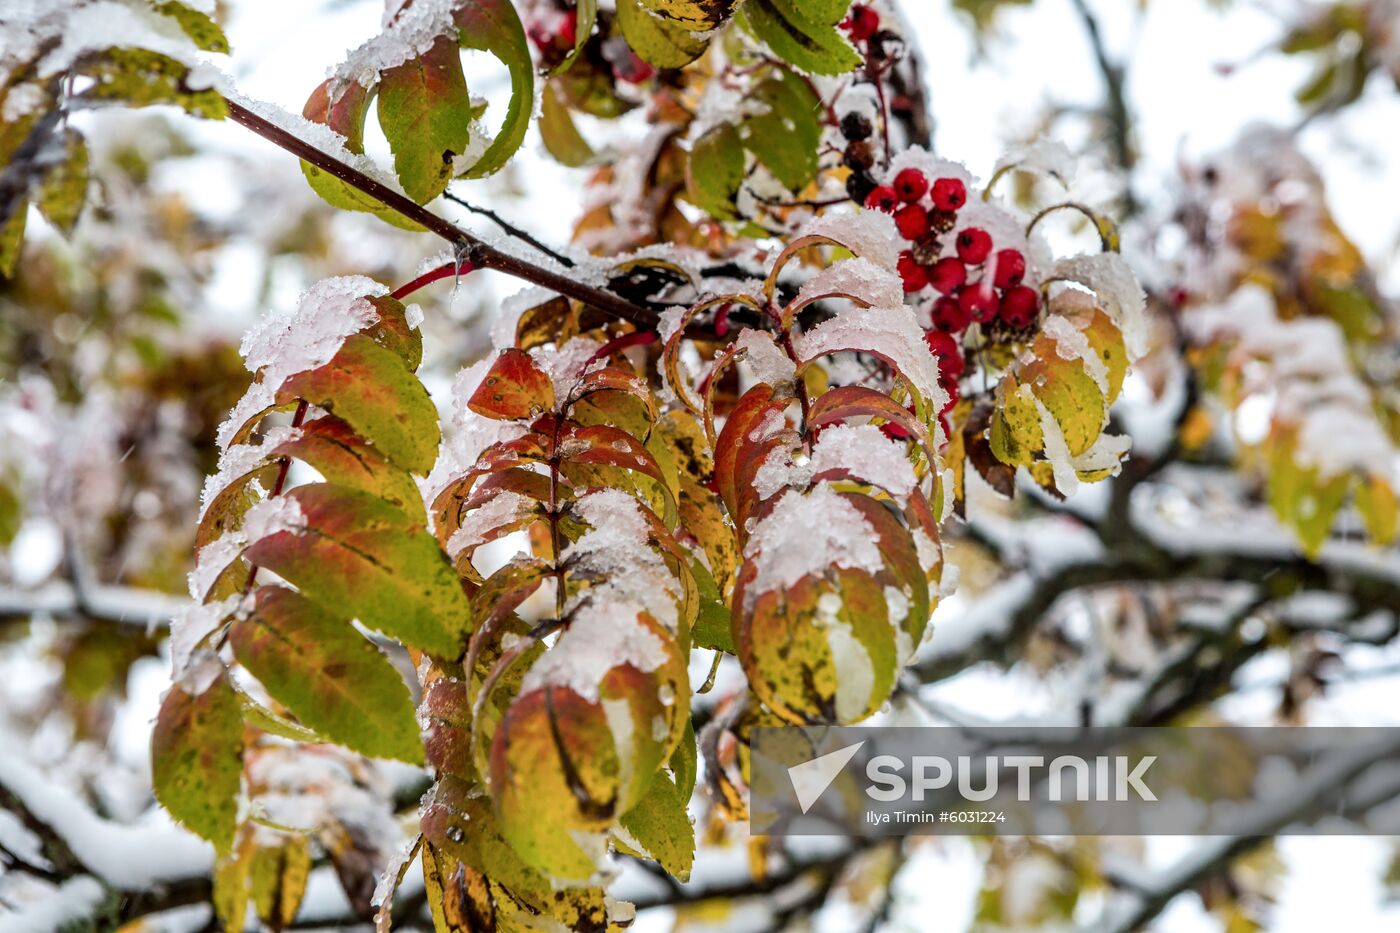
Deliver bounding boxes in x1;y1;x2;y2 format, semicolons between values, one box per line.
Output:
864;167;1042;436
866;168;1038;333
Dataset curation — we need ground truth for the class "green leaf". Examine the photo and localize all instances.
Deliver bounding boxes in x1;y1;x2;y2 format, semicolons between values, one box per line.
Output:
76;47;227;118
0;199;24;279
378;36;476;204
245;483;473;658
230;586;424;763
686;124;745;220
154;1;231;53
452;0;535;178
540;82;596;167
741;68;821;191
1357;474;1399;546
671;718;698;800
619;771;695;880
278;334;441;475
553;0;598;74
152;672;243;852
617;0;710;68
35;128;89;234
740;0;861;76
300;80;424;232
250;834;312;930
0;477;20;546
689;558;734;653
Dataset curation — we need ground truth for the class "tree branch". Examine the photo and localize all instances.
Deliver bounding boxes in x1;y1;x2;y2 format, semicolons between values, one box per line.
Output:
222;99;661;331
1067;0;1137;214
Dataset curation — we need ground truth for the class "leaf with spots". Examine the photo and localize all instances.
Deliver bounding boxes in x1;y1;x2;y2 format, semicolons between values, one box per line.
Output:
245;483;472;658
278;334;441;474
468;348;556;420
378;35;476;204
151;672;244;852
230;586;423;763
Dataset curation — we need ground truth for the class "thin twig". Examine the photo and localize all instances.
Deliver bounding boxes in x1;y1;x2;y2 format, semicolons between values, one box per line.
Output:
441;192;576;268
1067;0;1137;215
222;99;659;329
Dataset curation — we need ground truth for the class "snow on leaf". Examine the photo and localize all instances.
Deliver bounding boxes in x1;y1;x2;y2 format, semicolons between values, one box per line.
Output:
1051;253;1148;359
239;276;387;387
735;328;797;388
743;484;884;605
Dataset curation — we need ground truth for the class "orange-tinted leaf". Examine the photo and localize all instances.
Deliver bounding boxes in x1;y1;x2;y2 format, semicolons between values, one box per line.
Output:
230;586;423;763
279;334;440;474
468;349;555;420
152;672;243;852
245;483;471;658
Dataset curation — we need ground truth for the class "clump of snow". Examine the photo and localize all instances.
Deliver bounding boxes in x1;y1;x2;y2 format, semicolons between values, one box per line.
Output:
1051;253;1147;359
756;424;918;500
168;593;242;683
795;305;946;415
331;0;457;88
188;494;305;600
25;1;209;81
809;424;917;496
445;491;534;559
519;603;670;702
657;306;687;344
992;139;1077;188
743;485;884;605
198;425;300;519
536;337;606;401
735;328;797;388
221;85;405;192
797;211;901;272
240;275;387;382
793;257;904;312
565;489;680;632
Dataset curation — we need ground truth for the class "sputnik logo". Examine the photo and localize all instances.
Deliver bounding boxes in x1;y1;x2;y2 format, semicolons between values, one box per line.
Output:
787;740;865;814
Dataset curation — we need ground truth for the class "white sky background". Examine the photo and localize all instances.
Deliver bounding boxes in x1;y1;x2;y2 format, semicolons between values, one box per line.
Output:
55;0;1400;929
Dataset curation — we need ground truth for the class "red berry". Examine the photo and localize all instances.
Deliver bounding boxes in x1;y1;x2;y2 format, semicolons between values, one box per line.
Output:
894;204;930;240
864;185;899;213
931;295;973;332
999;285;1040;327
924;329;965;379
559;9;578;46
957;283;999;323
992;249;1026;289
880;420;911;440
931;177;966;212
928;256;967;294
615;50;655;83
897;252;928;293
893;168;929;203
940;377;961;416
843;4;880;42
955;227;992;265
